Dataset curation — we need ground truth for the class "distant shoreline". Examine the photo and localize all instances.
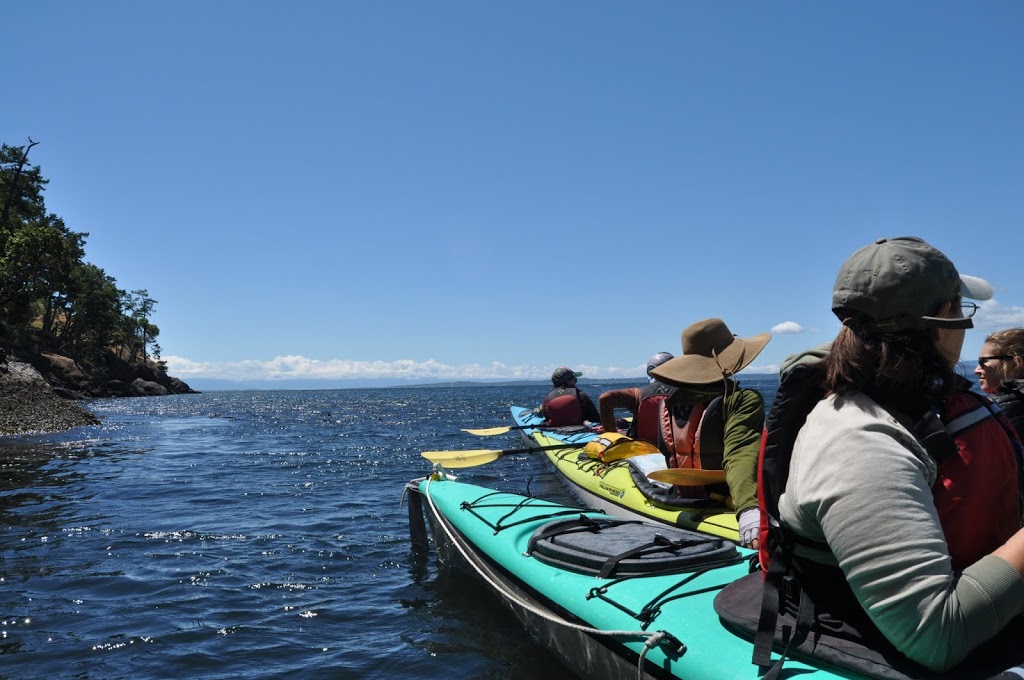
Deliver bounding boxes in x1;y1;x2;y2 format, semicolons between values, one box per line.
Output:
181;373;784;392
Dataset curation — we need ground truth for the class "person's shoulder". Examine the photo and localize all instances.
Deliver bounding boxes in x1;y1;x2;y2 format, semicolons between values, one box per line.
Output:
729;386;765;409
809;392;922;451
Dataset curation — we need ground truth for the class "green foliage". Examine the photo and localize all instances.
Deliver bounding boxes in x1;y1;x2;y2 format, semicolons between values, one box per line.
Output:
0;140;163;369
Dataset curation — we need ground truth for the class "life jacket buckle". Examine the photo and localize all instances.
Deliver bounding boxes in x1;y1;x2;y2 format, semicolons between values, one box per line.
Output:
782;574;800;601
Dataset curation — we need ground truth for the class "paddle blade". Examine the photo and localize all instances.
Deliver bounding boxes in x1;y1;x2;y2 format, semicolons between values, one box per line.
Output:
460;426;514;436
648;468;727;486
421;449;503;468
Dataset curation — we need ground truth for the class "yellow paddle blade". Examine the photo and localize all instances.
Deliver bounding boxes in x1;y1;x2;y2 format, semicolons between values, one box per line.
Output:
647;468;727;486
461;426;514;436
422;449;503;468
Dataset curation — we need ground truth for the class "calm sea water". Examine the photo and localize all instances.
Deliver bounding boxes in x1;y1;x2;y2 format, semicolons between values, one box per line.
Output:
0;378;778;679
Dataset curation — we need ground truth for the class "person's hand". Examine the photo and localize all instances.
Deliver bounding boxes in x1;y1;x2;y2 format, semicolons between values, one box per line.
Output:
738;507;760;549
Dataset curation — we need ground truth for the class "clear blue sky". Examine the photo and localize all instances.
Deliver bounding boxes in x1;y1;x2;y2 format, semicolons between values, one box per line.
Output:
4;2;1022;385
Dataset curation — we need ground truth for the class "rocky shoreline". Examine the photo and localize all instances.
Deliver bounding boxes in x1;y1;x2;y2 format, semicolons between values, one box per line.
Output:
0;361;101;435
0;354;195;437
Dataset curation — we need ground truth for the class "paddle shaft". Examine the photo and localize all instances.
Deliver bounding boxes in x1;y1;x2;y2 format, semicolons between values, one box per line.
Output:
421;442;588;468
473;442;587;457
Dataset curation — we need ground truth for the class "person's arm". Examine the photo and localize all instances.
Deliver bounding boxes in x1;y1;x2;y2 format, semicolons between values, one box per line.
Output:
721;388;764;516
598;388;641;432
786;395;1024;671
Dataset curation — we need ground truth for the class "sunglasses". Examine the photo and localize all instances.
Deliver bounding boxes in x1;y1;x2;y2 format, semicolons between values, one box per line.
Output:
978;355;1014;367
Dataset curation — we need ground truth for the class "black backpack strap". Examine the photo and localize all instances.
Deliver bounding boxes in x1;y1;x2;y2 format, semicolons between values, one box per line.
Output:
868;392;958;463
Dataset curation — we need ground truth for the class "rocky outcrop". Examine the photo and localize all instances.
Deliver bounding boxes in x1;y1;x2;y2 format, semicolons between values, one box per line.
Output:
34;352;195;399
0;350;195;436
0;360;100;435
130;378;169;397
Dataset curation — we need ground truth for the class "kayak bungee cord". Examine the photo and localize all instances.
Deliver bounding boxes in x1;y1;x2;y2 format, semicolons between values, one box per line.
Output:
421;473;687;680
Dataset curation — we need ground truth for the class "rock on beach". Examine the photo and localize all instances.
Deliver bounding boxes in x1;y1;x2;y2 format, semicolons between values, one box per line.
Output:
0;361;100;435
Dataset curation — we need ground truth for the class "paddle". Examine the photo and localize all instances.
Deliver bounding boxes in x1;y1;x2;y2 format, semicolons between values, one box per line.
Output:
461;423;592;436
647;468;728;486
422;442;587;468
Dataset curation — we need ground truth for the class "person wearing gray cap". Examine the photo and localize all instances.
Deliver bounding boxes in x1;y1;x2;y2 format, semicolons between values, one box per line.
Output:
750;237;1024;675
539;366;599;427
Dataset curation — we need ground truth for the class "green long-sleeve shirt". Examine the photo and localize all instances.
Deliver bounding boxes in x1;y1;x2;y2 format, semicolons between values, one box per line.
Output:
668;383;764;515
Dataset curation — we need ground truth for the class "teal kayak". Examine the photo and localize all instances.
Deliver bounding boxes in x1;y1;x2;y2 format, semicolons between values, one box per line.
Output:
406;473;846;680
510;406;740;541
407;474;1024;679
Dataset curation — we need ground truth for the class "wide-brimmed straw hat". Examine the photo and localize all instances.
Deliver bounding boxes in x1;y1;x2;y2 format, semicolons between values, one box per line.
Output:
649;318;771;386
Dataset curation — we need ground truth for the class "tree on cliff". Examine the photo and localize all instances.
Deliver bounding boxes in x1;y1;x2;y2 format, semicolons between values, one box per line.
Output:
0;140;162;366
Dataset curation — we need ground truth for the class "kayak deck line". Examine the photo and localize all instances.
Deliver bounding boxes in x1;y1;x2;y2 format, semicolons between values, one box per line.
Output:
419;474;689;674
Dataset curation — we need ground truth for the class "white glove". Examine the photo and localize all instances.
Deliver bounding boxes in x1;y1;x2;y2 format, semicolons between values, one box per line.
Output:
738;507;760;548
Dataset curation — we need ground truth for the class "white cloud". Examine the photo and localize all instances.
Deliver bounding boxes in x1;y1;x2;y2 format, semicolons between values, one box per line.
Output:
771;321;804;335
162;356;652;382
164;355;531;381
163;354;794;383
975;300;1024;329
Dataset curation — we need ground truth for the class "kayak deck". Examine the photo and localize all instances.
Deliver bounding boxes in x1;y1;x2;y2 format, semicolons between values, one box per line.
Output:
410;474;844;680
510;406;739;541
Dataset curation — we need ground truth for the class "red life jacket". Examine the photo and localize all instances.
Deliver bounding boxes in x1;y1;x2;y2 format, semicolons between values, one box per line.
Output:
664;401;707;469
632;382;675;446
542;387;584;426
932;390;1022;570
664;397;730;500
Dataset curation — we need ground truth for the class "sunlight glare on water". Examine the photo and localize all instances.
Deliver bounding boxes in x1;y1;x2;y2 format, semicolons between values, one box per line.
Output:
0;380;778;679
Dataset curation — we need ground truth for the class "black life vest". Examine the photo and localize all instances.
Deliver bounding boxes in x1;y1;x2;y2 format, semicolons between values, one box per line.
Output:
992;380;1024;443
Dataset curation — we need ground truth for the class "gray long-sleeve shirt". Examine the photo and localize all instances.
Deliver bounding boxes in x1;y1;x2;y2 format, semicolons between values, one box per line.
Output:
779;392;1024;671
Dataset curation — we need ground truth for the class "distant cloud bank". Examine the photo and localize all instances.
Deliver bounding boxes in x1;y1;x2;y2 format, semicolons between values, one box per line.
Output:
163;355;776;383
976;300;1024;328
163;355;646;382
771;321;804;335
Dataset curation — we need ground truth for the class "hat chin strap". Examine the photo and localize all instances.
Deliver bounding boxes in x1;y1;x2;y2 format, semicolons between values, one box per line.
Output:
711;340;745;378
711;345;741;422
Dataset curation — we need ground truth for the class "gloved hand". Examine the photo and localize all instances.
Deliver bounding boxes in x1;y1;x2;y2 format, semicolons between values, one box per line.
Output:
738;507;760;549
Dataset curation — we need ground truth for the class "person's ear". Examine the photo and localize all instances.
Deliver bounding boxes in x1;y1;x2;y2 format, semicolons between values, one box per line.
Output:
930;302;954;343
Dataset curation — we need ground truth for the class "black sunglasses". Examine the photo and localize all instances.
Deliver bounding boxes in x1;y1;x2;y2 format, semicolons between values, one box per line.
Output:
978;355;1014;367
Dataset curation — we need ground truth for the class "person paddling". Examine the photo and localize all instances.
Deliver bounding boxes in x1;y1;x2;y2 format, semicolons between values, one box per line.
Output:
539;367;600;427
597;351;675;437
646;319;771;549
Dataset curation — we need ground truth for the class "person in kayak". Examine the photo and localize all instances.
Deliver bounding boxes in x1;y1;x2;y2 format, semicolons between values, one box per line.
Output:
539;366;600;427
646;318;771;550
769;237;1024;673
597;351;675;437
976;328;1024;441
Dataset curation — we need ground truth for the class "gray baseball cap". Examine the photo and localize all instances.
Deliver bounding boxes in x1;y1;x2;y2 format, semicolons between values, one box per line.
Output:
551;366;582;386
832;237;993;334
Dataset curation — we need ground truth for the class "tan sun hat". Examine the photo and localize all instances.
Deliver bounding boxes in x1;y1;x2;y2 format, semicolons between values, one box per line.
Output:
649;318;771;386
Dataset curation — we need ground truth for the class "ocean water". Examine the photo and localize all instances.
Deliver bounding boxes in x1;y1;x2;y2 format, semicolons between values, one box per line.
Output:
0;378;778;679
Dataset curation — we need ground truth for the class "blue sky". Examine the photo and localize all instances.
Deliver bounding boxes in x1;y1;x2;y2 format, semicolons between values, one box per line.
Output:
4;2;1023;385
